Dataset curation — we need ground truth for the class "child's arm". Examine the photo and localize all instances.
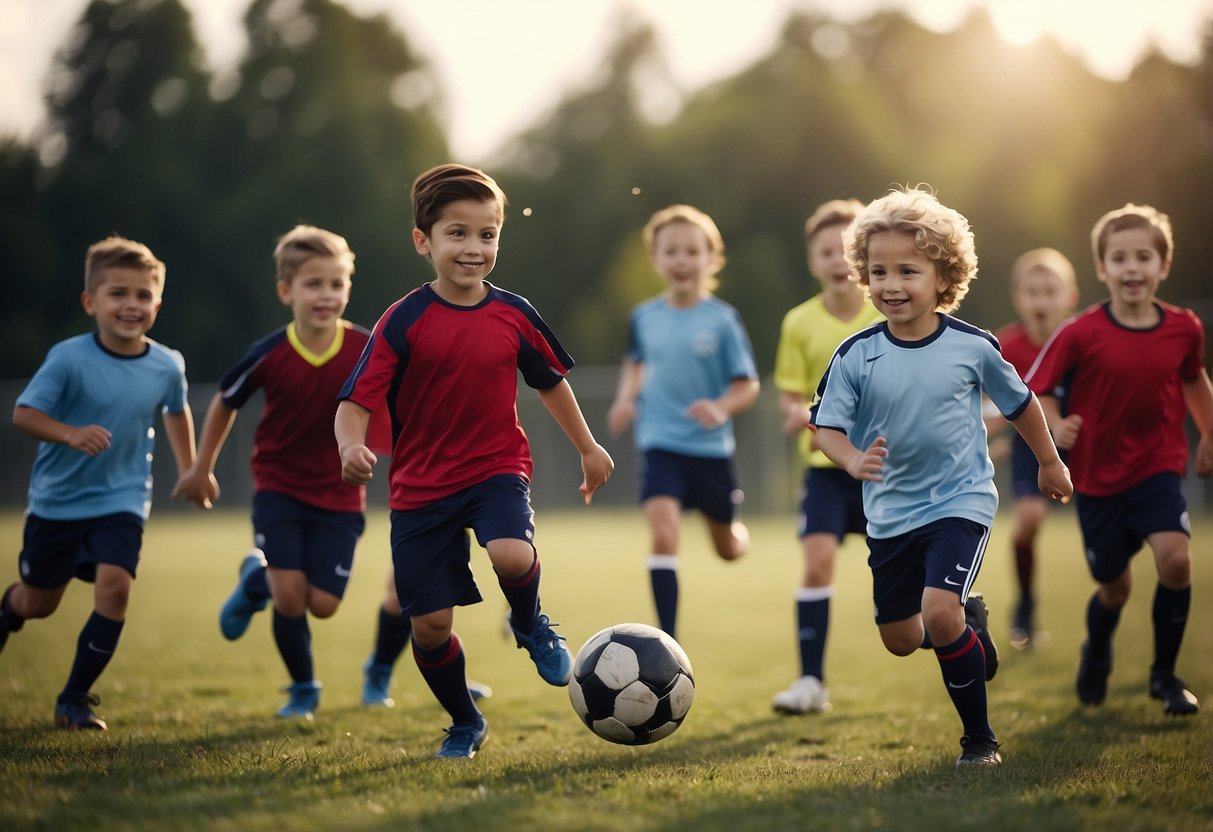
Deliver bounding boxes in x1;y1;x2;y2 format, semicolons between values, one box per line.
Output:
1182;368;1213;476
162;406;206;508
171;392;236;509
12;405;112;456
687;377;760;430
607;358;643;436
779;391;814;440
538;379;614;505
335;400;377;485
1038;393;1083;451
816;428;888;482
1009;394;1073;503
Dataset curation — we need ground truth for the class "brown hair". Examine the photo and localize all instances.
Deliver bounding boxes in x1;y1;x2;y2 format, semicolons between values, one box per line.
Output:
84;236;166;294
1010;247;1076;291
805;198;864;241
273;225;355;283
1090;203;1173;267
412;163;507;238
642;204;727;291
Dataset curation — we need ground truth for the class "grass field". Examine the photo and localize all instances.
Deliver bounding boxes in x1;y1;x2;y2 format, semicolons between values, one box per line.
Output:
1;508;1210;831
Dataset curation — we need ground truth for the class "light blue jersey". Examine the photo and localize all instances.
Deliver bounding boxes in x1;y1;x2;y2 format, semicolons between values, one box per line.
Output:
811;315;1031;539
16;333;188;521
628;295;758;458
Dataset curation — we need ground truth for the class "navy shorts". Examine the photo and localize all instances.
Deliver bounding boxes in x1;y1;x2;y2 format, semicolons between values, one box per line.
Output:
1076;472;1189;584
798;466;866;540
252;491;365;598
638;449;743;524
867;517;991;625
390;474;536;617
18;512;144;588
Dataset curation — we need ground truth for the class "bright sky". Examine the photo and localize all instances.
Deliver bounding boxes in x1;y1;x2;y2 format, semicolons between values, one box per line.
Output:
1;0;1209;161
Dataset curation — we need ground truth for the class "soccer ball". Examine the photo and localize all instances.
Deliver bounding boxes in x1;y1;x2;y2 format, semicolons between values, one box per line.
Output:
568;623;695;745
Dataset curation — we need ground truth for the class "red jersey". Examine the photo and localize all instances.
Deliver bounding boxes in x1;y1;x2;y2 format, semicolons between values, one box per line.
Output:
220;320;389;512
1025;301;1205;496
994;321;1044;379
339;283;573;511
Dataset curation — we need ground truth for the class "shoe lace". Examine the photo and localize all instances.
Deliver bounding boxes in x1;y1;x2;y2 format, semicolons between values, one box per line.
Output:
530;614;566;650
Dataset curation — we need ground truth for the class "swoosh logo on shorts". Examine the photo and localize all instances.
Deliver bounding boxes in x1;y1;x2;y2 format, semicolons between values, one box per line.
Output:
334;564;352;578
944;576;962;586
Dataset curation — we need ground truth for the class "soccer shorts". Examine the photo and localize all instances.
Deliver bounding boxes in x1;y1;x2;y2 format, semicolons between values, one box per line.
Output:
638;448;743;524
867;517;991;625
18;511;144;587
252;490;365;598
798;466;866;540
1076;472;1189;583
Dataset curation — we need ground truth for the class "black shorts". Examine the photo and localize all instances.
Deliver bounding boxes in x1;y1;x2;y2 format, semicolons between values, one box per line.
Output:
638;449;743;523
252;491;365;598
798;466;866;540
867;518;991;625
1076;472;1189;583
18;512;144;588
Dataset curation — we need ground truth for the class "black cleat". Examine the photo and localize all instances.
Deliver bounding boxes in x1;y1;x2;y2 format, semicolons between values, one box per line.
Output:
956;734;1002;767
1076;641;1112;706
964;593;999;681
1149;672;1199;716
54;692;107;731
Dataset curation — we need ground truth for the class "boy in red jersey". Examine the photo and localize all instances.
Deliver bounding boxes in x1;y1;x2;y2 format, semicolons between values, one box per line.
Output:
1026;204;1213;715
336;163;614;759
177;225;389;719
989;248;1078;648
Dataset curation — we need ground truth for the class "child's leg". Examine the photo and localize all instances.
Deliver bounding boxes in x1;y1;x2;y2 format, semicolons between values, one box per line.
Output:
60;565;129;702
490;538;541;633
371;574;412;667
1009;495;1046;643
1148;530;1192;678
269;569;314;685
1;581;69;641
796;534;837;681
922;587;994;742
706;517;749;561
643;496;681;637
411;607;480;725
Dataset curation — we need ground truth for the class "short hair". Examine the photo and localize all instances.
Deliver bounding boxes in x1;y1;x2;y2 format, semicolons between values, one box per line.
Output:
411;163;507;237
642;204;727;290
1090;203;1173;267
273;225;355;283
805;198;865;241
1010;247;1076;291
843;186;978;314
84;236;166;294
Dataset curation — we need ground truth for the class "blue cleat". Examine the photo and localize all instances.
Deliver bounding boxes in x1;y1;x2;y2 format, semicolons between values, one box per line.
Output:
434;716;488;759
277;680;321;720
362;654;493;708
511;613;572;686
54;692;107;731
219;551;269;641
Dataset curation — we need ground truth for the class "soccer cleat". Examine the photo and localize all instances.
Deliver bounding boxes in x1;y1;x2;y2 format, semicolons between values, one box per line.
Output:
1076;641;1112;706
362;657;395;708
54;692;107;731
955;734;1002;767
277;680;321;719
511;613;573;686
1009;596;1034;650
1149;672;1199;716
771;675;831;715
434;716;489;759
219;551;269;641
964;593;999;681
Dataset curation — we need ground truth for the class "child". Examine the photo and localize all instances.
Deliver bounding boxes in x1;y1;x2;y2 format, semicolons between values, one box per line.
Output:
607;204;759;641
0;236;203;730
771;198;882;715
811;187;1072;767
335;163;613;759
1025;203;1213;715
176;225;390;719
989;248;1079;649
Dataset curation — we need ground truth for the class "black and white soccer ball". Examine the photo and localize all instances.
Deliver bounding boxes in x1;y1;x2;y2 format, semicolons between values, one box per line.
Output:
568;623;695;745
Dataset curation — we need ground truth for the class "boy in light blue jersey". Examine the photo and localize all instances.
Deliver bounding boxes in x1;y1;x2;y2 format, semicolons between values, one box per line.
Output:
608;204;759;640
811;188;1072;768
0;236;205;730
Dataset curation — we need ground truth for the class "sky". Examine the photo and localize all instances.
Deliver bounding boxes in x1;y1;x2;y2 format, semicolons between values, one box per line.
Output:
1;0;1210;161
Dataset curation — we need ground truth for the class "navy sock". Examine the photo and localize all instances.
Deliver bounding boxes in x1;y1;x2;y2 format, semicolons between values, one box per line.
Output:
935;627;993;740
1013;540;1035;599
499;554;541;636
244;564;269;602
272;610;313;684
1151;583;1191;677
61;612;124;698
1085;592;1121;661
413;634;480;724
372;607;412;666
796;589;831;681
0;582;24;635
648;555;679;638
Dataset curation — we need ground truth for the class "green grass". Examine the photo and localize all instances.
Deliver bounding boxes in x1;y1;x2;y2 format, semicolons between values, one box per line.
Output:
1;509;1211;831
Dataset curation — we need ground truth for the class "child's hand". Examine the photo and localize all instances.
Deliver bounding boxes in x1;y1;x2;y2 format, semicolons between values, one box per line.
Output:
687;399;727;429
1051;414;1083;450
1038;457;1073;504
65;424;111;456
172;468;218;510
340;444;376;485
1195;432;1213;477
578;443;615;505
781;404;812;437
847;436;887;481
607;400;635;436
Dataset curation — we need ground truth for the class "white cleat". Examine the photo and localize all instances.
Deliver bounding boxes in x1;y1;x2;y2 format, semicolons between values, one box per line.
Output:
772;675;832;715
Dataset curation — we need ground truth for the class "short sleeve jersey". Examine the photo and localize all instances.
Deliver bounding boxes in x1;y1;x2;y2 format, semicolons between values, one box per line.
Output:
811;316;1031;539
219;320;385;513
774;295;882;467
339;283;572;511
627;295;758;458
16;333;188;521
1025;301;1204;496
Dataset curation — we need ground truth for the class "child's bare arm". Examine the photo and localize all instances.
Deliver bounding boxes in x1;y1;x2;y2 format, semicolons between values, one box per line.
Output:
1010;394;1073;503
162;407;207;508
12;404;111;456
538;379;614;504
335;400;377;485
816;427;887;482
778;391;814;438
607;358;643;436
172;392;235;508
687;377;761;429
1182;369;1213;477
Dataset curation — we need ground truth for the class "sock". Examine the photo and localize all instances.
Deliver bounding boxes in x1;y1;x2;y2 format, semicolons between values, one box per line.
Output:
1085;592;1121;661
244;563;269;603
0;582;24;635
647;555;679;638
1013;539;1035;604
61;612;124;698
499;554;541;636
795;586;831;681
1150;583;1191;678
413;633;480;725
935;627;993;740
272;610;313;684
372;607;412;667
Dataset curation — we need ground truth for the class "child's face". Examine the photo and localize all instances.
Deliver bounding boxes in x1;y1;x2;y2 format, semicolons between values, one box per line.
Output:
807;223;853;295
865;230;947;340
1096;227;1170;309
80;266;163;354
413;198;501;304
277;255;352;334
1012;267;1077;338
651;221;714;301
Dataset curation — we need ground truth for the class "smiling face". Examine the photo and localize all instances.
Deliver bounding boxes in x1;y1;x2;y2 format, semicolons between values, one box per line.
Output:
1096;226;1170;315
808;222;856;299
277;254;352;337
651;219;716;306
80;266;163;355
865;230;948;341
413;198;501;305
